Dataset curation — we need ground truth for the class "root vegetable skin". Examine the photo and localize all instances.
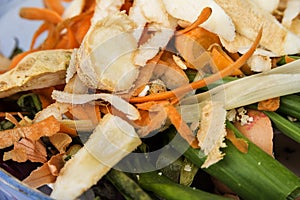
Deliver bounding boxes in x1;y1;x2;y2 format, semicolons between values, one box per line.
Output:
162;0;235;41
76;12;140;92
0;50;72;98
214;0;300;55
234;110;273;156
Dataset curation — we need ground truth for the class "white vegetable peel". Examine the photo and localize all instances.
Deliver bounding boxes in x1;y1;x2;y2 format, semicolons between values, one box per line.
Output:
50;114;141;200
52;90;140;120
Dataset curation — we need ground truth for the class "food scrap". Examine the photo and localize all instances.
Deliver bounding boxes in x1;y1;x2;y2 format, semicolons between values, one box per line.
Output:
0;0;299;200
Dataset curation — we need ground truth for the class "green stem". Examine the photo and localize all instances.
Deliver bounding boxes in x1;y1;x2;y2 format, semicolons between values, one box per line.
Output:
106;169;152;200
172;122;300;200
278;94;300;120
263;111;300;143
138;171;230;200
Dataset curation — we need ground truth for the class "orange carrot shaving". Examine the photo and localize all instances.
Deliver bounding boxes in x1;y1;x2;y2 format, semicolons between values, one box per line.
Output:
210;45;243;76
49;133;72;153
284;55;296;63
40;23;60;49
33;87;56;108
129;50;165;98
65;27;80;49
176;27;221;51
135;100;169;111
59;123;78;137
30;22;51;49
72;18;91;44
160;51;189;80
40;10;93;50
165;105;198;148
19;7;63;24
19;7;62;24
225;129;248;153
82;0;97;12
54;18;80;49
68;104;101;125
54;34;69;49
137;104;168;137
130;28;262;103
25;116;61;141
176;7;212;35
43;0;65;15
228;52;253;75
69;11;93;44
38;94;54;109
133;110;151;127
257;97;280;111
23;153;65;188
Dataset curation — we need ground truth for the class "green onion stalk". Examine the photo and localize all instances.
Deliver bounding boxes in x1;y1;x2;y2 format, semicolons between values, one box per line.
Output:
138;171;230;200
171;122;300;200
263;111;300;143
278;94;300;120
106;169;152;200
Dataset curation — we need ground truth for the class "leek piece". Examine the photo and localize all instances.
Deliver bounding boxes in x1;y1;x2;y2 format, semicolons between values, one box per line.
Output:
172;122;300;200
17;93;42;114
182;59;300;110
278;94;300;120
106;169;152;200
138;171;230;200
264;111;300;143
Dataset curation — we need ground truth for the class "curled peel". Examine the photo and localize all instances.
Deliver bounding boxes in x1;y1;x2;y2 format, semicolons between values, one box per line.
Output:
52;90;140;120
76;12;140;92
